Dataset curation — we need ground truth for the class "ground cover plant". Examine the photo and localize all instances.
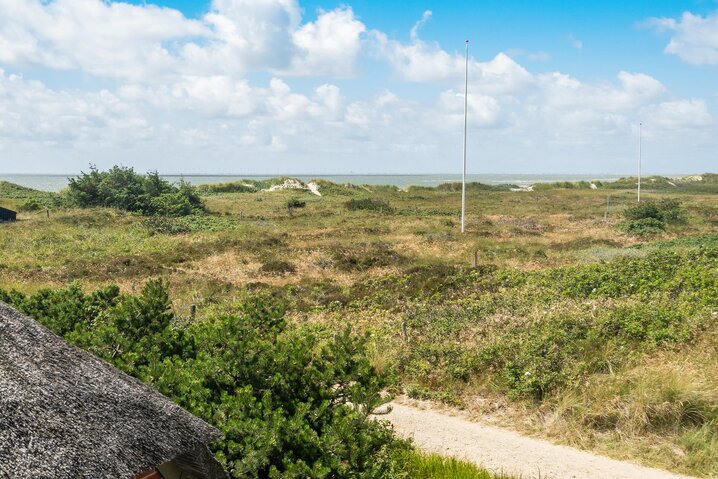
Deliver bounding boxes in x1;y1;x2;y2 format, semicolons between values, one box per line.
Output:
0;181;60;210
1;175;718;477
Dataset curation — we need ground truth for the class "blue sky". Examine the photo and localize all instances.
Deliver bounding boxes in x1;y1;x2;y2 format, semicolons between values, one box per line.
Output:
0;0;717;174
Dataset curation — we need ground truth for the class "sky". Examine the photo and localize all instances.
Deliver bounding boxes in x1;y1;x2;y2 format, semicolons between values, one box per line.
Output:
0;0;717;174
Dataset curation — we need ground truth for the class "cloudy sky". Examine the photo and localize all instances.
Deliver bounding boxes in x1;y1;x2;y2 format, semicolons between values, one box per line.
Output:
0;0;716;174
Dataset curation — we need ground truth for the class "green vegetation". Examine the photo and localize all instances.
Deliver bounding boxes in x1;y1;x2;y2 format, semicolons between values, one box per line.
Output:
2;173;718;477
0;181;59;210
619;199;683;236
196;178;279;194
400;451;514;479
287;198;306;209
67;165;205;216
533;174;718;194
0;280;406;478
433;182;518;192
345;197;393;212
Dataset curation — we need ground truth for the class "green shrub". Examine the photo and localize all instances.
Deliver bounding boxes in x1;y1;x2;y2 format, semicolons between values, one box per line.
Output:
345;198;393;212
18;198;43;211
0;281;402;479
287;198;306;209
619;217;666;236
66;166;205;216
623;199;683;223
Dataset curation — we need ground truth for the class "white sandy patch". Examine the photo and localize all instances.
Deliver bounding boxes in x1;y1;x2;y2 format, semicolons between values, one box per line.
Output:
262;179;322;196
680;175;703;182
307;181;321;196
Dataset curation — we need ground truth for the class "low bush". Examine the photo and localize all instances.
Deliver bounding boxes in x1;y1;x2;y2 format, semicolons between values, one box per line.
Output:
0;281;404;479
17;198;43;211
623;199;683;223
345;198;393;212
330;242;404;271
619;199;682;236
259;259;297;275
287;198;306;209
66;165;205;216
619;217;666;236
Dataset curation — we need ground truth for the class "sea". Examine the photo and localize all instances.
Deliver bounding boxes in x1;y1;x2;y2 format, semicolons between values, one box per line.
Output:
0;174;633;193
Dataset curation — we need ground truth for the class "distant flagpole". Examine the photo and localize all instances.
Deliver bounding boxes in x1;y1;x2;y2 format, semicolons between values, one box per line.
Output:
461;39;469;233
637;122;642;203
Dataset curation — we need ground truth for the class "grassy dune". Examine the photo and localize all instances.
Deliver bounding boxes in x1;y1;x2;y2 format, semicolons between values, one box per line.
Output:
1;175;717;477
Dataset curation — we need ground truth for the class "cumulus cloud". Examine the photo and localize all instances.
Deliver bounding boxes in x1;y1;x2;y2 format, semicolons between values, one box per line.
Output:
649;11;718;65
373;32;533;96
0;0;367;80
0;69;149;147
0;0;206;81
291;7;366;76
641;99;713;130
0;2;714;173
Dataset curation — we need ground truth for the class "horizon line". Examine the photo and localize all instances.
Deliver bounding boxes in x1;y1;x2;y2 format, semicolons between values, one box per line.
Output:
0;172;703;177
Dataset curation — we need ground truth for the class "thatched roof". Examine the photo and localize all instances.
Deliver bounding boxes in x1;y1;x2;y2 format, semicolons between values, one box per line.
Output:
0;302;227;479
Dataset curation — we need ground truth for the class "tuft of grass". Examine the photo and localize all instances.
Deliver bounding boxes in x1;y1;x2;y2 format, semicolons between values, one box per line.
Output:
572;363;718;435
402;450;515;479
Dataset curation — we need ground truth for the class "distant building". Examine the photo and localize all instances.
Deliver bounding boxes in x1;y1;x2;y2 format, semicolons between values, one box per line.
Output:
0;302;228;479
0;206;16;222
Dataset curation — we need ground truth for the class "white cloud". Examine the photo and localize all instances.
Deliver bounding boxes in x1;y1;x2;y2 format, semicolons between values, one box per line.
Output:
649;11;718;65
0;2;714;174
374;32;533;96
410;10;433;41
372;29;464;82
191;0;301;75
641;99;713;130
437;90;503;129
291;7;366;76
119;76;258;117
0;69;149;148
0;0;367;81
0;0;206;81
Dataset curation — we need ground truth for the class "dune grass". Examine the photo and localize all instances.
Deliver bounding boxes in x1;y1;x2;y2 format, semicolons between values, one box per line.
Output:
403;451;516;479
2;176;718;476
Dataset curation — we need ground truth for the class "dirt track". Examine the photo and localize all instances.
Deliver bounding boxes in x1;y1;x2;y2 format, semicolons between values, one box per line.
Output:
383;400;697;479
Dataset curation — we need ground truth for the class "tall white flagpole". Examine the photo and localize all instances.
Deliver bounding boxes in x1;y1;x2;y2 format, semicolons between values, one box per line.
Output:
638;122;642;203
461;39;469;233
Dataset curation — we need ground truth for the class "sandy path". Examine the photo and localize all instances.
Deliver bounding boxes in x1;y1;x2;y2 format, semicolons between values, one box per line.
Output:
383;401;697;479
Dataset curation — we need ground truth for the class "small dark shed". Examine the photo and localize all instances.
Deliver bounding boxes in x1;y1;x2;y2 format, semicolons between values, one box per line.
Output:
0;302;228;479
0;206;16;222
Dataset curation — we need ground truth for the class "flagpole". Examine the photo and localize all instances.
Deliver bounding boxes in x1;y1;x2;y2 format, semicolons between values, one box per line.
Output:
638;122;642;203
461;39;469;233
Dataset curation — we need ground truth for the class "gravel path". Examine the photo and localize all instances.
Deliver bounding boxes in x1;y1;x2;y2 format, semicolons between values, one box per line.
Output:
383;401;698;479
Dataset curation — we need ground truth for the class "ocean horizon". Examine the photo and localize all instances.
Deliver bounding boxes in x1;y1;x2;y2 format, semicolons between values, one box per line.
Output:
0;173;670;193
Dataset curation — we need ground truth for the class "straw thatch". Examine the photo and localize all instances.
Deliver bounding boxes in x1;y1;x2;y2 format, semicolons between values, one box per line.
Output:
0;302;227;479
